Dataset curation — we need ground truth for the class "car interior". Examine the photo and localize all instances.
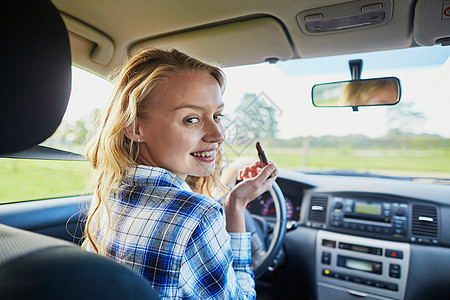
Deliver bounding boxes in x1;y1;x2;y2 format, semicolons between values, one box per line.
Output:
1;0;450;299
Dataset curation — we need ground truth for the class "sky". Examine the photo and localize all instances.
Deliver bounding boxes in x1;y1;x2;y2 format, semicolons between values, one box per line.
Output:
222;46;450;139
64;45;450;140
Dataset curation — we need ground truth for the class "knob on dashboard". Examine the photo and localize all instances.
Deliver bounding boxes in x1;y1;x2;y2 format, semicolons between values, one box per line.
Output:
394;207;406;216
334;201;343;209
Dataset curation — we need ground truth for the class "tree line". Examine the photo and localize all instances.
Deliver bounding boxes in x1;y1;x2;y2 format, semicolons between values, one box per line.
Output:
272;131;450;149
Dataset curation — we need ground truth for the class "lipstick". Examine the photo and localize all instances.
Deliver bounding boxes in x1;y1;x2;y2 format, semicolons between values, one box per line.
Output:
256;142;276;177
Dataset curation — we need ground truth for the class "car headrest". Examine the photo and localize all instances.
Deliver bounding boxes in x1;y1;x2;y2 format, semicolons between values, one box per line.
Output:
0;1;71;155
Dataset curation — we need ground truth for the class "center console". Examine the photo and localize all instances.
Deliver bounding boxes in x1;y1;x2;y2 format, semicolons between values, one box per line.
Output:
316;230;410;300
328;196;410;240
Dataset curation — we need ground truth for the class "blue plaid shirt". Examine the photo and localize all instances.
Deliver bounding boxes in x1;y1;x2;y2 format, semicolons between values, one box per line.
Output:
86;165;256;299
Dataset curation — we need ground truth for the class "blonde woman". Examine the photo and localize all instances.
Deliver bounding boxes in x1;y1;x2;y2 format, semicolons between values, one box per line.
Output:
83;48;277;299
338;78;399;106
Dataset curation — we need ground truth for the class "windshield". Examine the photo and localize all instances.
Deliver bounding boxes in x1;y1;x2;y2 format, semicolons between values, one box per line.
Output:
35;45;450;186
221;45;450;182
7;46;446;204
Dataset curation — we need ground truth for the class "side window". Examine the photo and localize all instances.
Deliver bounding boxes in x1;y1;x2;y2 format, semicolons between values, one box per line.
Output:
0;67;113;204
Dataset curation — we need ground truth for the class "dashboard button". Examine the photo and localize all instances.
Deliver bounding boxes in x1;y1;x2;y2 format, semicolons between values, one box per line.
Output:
394;228;405;235
389;264;401;278
331;220;342;227
344;205;352;212
322;252;331;265
332;212;343;220
364;279;374;286
352;276;363;284
373;262;382;274
386;283;399;291
386;249;403;259
394;223;404;229
394;207;406;216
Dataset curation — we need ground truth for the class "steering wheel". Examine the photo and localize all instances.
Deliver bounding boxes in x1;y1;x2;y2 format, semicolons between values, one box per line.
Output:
245;182;287;279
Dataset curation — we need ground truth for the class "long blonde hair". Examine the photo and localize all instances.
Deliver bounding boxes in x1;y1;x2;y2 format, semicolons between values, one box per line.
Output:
83;48;227;254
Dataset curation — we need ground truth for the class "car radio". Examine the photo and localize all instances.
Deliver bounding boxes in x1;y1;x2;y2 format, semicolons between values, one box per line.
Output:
328;196;409;238
316;230;410;300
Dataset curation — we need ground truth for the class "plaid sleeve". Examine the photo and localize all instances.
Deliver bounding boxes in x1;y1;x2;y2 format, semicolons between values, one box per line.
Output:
179;206;256;300
228;232;254;292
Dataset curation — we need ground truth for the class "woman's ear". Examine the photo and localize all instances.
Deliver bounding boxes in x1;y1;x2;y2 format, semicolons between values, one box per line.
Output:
123;121;143;142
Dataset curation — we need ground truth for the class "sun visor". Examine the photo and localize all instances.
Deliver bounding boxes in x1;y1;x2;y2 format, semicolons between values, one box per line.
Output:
414;0;450;46
129;17;294;67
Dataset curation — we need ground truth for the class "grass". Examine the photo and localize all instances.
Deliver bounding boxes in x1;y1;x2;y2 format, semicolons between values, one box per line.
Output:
223;146;450;178
1;146;449;204
0;159;91;204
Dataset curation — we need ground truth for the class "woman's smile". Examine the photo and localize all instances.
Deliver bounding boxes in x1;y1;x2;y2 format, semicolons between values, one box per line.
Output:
190;148;218;162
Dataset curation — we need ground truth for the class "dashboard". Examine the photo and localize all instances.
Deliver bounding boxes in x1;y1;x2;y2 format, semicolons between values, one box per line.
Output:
252;169;450;300
250;169;450;247
246;177;307;221
246;192;300;221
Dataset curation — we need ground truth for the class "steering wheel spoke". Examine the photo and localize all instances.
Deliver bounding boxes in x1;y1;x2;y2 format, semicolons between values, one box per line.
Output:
245;182;287;279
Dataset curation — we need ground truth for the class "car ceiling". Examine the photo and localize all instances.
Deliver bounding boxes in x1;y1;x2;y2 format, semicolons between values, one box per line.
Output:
51;0;434;78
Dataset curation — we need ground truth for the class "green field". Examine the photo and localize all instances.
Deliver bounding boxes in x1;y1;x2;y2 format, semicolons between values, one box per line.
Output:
1;147;449;204
0;159;91;204
223;146;450;178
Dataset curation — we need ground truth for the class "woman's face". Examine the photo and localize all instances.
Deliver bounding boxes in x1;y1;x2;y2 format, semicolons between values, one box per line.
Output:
134;71;225;180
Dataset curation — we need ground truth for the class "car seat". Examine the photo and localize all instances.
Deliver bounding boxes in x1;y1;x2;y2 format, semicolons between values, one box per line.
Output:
0;1;159;299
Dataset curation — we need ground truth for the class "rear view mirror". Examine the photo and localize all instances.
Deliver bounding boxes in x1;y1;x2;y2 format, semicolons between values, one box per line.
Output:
312;77;401;109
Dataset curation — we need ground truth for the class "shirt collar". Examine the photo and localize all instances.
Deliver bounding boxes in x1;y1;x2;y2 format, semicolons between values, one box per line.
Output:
124;165;193;192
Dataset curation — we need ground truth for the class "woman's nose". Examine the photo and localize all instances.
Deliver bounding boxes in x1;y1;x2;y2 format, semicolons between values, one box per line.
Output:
204;120;225;143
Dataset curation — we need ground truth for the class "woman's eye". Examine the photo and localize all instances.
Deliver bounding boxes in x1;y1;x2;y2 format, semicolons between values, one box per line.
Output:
185;117;200;124
214;114;224;122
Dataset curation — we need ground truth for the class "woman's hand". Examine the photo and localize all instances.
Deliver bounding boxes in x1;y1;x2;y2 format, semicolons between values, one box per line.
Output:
224;161;277;233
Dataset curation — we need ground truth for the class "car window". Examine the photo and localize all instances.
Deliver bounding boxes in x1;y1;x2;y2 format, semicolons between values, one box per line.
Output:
0;67;113;204
221;45;450;182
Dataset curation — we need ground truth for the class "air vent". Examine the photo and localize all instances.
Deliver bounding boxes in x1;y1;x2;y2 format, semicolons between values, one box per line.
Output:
308;195;328;223
411;204;438;237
